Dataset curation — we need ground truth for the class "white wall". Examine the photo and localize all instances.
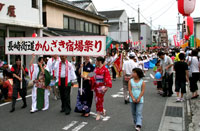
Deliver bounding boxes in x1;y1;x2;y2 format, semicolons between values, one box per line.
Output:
0;0;43;28
109;31;128;42
119;11;128;31
196;24;200;39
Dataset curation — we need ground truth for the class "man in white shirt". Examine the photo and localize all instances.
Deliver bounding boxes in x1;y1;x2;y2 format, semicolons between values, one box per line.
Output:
122;53;138;104
158;51;174;97
55;56;76;115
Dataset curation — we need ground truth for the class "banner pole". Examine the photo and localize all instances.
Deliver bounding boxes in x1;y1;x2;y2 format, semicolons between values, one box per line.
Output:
20;55;23;89
80;56;83;95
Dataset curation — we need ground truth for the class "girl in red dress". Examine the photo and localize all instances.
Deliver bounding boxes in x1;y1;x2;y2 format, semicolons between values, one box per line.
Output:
91;56;112;120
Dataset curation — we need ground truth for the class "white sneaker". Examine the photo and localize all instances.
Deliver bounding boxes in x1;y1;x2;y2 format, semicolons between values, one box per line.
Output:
135;127;141;131
30;109;38;113
180;98;184;102
42;108;48;111
176;98;181;102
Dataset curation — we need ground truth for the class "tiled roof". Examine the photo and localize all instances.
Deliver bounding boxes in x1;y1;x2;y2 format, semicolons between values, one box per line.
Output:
99;10;124;19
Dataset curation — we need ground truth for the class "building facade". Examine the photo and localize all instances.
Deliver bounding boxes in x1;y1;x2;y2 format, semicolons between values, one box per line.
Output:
99;10;129;48
130;23;152;51
194;17;200;39
43;0;108;36
0;0;43;66
152;30;159;46
159;29;168;47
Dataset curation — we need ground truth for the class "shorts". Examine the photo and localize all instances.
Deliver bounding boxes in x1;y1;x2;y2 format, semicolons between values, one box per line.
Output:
175;81;186;93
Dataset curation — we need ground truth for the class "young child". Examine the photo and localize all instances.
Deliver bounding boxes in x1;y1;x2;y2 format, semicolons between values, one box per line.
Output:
138;57;144;71
154;60;163;95
128;68;145;131
142;56;148;76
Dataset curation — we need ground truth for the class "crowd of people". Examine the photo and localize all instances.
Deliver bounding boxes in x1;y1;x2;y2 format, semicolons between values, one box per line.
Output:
0;47;200;131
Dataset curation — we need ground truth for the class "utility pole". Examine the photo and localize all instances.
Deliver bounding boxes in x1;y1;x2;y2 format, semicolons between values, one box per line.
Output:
128;17;129;49
138;5;141;50
127;17;135;50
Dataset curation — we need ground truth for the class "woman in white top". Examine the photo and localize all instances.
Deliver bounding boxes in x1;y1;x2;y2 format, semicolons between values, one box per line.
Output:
189;49;200;99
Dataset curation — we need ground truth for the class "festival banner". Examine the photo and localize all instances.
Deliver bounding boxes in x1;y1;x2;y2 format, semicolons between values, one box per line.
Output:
5;36;106;56
173;35;177;46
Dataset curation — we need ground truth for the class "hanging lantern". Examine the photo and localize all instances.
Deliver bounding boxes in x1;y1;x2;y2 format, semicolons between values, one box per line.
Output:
110;44;113;50
183;16;194;39
32;32;37;37
178;0;196;16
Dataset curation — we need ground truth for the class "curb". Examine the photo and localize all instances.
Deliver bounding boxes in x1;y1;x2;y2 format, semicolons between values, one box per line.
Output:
158;97;168;131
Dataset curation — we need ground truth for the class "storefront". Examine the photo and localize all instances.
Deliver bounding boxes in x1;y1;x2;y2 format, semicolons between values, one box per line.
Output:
0;0;43;66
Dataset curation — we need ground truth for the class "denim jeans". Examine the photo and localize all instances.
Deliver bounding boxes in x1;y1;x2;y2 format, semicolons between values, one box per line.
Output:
130;102;143;126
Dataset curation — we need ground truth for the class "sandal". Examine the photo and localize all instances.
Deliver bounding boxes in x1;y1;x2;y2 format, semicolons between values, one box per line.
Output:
103;109;106;116
96;114;101;121
84;113;90;117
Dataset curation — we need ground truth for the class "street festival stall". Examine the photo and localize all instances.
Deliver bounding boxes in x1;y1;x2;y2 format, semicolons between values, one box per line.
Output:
5;36;106;95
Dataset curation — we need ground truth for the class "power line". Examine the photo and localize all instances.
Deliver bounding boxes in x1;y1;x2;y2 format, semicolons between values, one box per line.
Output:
146;0;175;17
142;0;160;12
152;0;176;21
121;0;157;29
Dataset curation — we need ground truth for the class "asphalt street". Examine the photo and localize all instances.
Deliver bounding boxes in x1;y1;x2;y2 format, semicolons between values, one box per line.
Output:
0;70;167;131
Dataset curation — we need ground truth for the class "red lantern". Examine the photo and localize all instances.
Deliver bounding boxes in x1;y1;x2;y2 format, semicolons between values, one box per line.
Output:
110;44;113;49
32;33;37;37
183;16;194;38
178;0;196;16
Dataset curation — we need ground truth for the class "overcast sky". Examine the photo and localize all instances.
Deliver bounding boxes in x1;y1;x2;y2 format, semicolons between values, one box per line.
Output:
93;0;200;41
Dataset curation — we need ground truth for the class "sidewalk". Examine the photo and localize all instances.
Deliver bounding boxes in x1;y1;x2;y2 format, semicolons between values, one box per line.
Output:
187;87;200;131
158;93;185;131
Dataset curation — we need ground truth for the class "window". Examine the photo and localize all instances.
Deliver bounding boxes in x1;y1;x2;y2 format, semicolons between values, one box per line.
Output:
76;19;80;31
80;21;84;32
93;24;100;34
75;20;84;31
89;23;92;33
69;18;75;30
96;25;100;34
93;25;97;34
0;30;5;61
85;22;89;32
32;0;38;8
43;12;47;27
62;16;100;34
63;17;69;29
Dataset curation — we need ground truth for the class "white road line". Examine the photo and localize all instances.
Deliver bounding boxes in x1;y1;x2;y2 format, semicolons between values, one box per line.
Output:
144;80;149;82
62;121;78;130
0;94;32;107
90;112;111;121
111;94;124;98
71;122;88;131
117;92;124;94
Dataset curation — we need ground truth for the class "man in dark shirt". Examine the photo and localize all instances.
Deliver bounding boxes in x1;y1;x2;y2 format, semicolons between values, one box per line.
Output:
10;57;28;112
174;53;189;102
